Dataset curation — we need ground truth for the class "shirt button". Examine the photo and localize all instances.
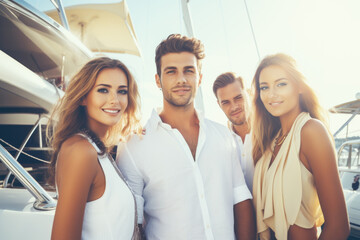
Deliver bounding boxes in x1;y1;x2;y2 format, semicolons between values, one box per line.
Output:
200;194;204;198
206;224;210;228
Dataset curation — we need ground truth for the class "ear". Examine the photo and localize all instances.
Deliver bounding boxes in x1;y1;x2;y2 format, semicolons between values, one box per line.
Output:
217;99;220;107
297;83;304;94
155;74;161;89
198;73;203;87
81;98;87;106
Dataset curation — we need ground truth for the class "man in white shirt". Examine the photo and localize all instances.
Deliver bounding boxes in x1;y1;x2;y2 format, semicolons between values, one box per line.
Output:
213;72;255;192
117;34;256;239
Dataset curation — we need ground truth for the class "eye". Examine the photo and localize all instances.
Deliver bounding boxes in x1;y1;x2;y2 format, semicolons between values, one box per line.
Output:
166;70;175;74
259;86;268;91
221;101;229;106
235;95;243;100
185;69;194;73
97;88;108;93
118;89;128;95
277;82;287;87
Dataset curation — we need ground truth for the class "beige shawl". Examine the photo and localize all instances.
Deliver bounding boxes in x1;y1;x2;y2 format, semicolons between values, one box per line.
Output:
253;112;323;240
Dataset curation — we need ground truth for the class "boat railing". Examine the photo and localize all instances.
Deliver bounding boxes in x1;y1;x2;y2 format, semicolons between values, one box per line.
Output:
2;113;47;187
337;139;360;169
0;144;56;211
338;168;360;174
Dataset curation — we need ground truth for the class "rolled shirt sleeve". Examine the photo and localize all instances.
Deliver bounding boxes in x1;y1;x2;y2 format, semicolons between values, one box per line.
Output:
230;137;252;204
116;142;145;224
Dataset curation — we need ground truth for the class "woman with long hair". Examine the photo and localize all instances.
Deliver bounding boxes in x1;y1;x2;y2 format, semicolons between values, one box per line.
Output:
251;53;349;239
48;57;142;239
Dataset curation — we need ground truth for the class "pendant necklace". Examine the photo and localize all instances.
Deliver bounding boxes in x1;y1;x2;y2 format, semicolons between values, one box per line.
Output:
275;130;288;145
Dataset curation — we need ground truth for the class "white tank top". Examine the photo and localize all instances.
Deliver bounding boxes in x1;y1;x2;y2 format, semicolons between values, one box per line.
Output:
80;134;135;239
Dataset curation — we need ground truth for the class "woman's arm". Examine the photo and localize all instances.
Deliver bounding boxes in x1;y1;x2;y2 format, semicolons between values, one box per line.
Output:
51;137;99;240
300;119;350;240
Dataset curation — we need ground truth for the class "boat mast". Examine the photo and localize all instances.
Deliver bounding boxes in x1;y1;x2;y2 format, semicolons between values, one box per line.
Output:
180;0;205;113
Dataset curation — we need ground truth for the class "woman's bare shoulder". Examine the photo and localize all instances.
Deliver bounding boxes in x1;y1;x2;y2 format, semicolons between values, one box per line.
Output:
300;118;335;169
301;118;329;142
57;135;98;175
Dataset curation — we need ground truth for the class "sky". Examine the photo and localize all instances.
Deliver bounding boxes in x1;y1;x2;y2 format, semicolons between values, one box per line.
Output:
38;0;360;138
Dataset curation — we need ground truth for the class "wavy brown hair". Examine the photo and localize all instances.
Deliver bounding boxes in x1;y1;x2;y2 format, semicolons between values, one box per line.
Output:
155;34;205;76
251;53;328;164
47;57;142;185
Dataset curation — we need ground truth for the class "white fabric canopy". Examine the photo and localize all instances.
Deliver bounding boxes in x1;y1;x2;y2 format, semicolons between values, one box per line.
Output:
46;1;141;56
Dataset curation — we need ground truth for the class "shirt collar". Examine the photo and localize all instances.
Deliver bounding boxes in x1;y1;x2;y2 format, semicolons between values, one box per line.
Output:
227;121;238;137
228;121;251;140
147;107;205;131
146;108;163;131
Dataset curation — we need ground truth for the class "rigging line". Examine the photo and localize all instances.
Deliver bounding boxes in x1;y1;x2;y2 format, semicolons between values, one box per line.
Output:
178;0;183;34
243;0;261;61
0;138;50;164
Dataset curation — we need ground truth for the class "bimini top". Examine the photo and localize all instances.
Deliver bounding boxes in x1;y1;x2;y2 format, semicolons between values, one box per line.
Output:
45;1;142;56
329;98;360;115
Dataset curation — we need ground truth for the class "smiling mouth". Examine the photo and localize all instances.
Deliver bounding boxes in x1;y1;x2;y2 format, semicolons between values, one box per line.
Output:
102;109;120;114
173;88;190;92
269;101;283;106
172;88;191;95
230;110;243;116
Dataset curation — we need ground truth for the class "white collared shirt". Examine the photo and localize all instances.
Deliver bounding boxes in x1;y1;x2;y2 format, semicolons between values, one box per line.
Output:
117;109;252;240
230;128;254;193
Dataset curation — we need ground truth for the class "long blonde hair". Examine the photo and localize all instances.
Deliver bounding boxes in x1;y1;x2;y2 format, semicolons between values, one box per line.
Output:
251;53;328;164
47;57;142;184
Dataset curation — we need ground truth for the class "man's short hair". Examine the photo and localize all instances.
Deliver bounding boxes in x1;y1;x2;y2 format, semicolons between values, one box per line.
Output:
213;72;245;98
155;34;205;76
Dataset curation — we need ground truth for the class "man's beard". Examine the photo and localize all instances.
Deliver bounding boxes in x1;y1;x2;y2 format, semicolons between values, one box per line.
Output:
163;87;195;107
229;115;246;126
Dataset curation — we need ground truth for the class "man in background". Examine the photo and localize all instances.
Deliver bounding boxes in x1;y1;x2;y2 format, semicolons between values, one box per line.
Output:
213;72;254;192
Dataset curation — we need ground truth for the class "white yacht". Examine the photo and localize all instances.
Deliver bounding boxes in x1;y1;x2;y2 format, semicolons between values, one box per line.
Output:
331;97;360;238
0;0;139;238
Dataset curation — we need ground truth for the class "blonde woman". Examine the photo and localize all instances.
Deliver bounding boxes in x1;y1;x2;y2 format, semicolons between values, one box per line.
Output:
251;53;349;239
48;57;141;239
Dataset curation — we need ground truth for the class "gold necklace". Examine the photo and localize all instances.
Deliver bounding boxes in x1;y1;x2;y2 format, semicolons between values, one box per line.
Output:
275;131;288;145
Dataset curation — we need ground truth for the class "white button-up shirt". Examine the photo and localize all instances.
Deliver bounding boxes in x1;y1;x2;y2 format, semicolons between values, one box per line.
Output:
230;128;254;193
117;109;252;240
